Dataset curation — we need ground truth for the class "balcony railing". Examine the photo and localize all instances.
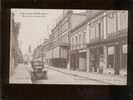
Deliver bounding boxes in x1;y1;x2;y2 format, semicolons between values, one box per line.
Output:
58;42;70;47
107;28;127;39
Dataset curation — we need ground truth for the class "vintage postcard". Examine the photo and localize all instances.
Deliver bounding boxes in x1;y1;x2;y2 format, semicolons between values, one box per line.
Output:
9;9;128;85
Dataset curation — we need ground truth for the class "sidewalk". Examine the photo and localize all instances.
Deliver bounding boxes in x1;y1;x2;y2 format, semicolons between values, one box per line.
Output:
45;65;127;85
10;64;32;84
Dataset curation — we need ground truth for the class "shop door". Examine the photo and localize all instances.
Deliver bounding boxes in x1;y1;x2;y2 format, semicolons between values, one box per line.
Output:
70;53;79;70
107;46;115;69
89;48;98;72
114;44;121;75
79;52;87;71
121;44;127;69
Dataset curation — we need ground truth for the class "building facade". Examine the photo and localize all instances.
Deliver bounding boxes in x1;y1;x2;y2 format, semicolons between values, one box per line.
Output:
48;10;88;69
70;22;88;71
70;10;104;71
86;10;128;76
32;10;128;76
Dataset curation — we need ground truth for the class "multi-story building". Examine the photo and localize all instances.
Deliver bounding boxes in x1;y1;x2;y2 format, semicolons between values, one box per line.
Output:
32;10;127;76
70;10;103;71
86;10;128;76
32;44;44;61
32;39;51;64
104;10;128;75
41;39;51;64
10;12;22;75
70;19;88;71
86;11;107;73
48;10;88;69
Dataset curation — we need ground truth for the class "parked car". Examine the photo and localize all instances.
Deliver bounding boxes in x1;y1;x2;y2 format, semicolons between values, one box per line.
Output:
31;60;48;82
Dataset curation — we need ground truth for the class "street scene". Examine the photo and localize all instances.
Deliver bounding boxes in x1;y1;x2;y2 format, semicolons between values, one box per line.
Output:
10;9;128;85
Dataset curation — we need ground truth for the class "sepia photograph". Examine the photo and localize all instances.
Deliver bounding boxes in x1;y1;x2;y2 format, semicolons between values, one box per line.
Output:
9;9;128;85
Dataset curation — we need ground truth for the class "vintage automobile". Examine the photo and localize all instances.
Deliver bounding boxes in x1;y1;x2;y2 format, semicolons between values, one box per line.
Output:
31;60;48;82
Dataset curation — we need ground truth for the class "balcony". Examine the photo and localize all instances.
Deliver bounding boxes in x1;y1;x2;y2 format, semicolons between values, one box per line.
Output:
107;28;128;40
58;42;70;48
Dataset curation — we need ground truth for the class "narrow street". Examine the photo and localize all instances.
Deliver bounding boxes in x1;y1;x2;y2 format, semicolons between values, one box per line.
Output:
10;10;127;85
10;64;107;84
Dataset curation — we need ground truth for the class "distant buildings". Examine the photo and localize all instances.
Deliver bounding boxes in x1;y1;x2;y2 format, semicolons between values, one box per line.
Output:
33;10;128;76
32;39;50;62
10;12;23;75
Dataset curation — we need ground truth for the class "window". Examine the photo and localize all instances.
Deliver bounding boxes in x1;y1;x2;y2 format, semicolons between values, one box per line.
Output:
118;11;128;31
75;36;78;49
122;44;127;69
83;32;86;45
107;13;117;36
98;23;101;39
122;44;127;54
71;37;74;50
108;46;114;55
79;34;81;48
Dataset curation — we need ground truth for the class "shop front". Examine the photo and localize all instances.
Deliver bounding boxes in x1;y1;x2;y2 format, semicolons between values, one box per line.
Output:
89;46;104;73
79;49;87;71
106;44;116;74
120;44;127;76
70;50;79;70
106;37;127;75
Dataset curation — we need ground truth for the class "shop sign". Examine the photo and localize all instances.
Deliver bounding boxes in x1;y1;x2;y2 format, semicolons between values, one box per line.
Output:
108;46;114;55
123;44;127;54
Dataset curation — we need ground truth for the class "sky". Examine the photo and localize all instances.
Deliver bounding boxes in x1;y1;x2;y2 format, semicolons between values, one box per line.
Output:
11;9;86;56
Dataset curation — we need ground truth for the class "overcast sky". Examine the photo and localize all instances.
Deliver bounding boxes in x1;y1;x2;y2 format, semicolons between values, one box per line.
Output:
11;9;86;56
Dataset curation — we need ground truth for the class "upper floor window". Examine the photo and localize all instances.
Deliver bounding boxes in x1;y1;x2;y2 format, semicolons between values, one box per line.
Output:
83;31;86;44
98;23;101;37
90;23;96;41
75;36;78;48
106;12;117;36
71;37;74;50
118;11;128;31
79;34;81;45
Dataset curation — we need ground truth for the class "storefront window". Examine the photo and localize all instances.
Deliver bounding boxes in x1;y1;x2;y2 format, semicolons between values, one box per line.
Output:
108;46;114;55
122;44;127;69
107;46;115;68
